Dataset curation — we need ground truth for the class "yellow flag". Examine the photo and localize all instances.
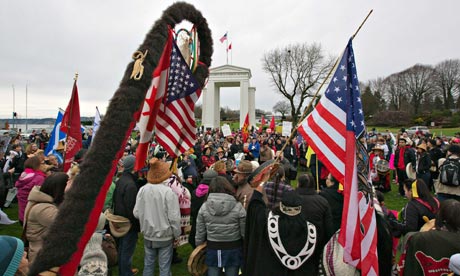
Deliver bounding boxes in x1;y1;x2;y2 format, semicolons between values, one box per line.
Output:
306;146;315;167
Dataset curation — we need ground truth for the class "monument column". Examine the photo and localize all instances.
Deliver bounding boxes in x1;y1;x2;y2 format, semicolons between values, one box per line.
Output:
248;87;256;128
202;81;220;129
239;80;249;128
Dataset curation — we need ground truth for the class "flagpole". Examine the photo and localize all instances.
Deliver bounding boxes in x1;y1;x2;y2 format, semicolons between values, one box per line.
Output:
274;10;373;164
26;83;28;131
231;45;233;65
226;33;229;65
352;9;373;40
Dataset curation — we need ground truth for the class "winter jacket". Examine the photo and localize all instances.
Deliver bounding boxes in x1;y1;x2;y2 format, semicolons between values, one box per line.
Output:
416;152;431;174
189;184;209;247
259;146;274;163
236;182;254;210
113;172;140;232
195;193;246;247
401;230;460;275
133;181;181;242
390;198;439;237
393;146;416;171
15;168;46;222
434;156;460;197
178;157;198;178
25;186;58;263
249;141;260;159
297;188;334;244
319;185;344;233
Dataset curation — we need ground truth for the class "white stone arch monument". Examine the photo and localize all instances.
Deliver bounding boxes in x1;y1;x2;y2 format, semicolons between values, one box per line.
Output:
201;65;256;129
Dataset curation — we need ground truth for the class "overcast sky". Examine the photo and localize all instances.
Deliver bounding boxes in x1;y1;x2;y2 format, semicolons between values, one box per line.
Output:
1;0;459;119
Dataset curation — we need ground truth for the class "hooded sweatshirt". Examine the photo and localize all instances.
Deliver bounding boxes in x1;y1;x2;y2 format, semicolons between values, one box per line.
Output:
25;186;58;263
16;168;46;222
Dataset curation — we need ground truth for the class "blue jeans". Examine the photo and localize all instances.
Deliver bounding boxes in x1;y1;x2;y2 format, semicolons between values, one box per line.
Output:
143;239;173;276
117;230;138;276
207;266;239;276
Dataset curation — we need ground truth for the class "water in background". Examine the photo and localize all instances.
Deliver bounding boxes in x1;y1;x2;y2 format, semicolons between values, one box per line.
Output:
10;124;55;133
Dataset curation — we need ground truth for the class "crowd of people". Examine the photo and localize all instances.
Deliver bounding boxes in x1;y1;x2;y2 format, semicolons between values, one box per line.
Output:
0;126;460;276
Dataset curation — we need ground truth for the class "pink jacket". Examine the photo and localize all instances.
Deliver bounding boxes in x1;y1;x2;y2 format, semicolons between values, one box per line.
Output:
15;168;46;222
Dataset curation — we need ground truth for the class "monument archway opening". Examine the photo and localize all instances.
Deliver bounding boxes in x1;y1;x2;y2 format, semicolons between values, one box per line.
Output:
201;65;256;130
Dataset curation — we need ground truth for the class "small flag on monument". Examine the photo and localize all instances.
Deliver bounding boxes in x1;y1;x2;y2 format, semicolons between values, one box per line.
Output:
220;32;228;43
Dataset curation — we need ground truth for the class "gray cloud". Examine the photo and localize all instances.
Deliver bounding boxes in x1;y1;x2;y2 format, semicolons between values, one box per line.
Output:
1;0;459;118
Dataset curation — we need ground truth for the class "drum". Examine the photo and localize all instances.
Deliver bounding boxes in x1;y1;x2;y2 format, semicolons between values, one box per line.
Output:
376;159;390;174
188;243;207;276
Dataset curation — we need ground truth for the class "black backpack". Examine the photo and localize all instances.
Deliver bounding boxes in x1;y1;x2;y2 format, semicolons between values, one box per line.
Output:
439;158;460;187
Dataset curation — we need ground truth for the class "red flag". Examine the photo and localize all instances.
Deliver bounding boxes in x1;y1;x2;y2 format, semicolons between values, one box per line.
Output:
298;40;378;275
60;79;82;172
227;43;232;51
241;113;250;142
269;116;275;132
135;29;202;170
258;115;265;134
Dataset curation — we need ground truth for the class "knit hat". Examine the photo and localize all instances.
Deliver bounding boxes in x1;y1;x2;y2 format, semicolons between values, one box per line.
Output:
234;160;253;174
147;158;172;184
0;236;24;276
448;144;460;155
78;233;108;276
122;155;136;172
450;254;460;275
202;170;218;185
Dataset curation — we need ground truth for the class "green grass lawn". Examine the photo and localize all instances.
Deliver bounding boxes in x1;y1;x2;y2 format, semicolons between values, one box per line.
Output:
0;179;406;276
367;126;459;137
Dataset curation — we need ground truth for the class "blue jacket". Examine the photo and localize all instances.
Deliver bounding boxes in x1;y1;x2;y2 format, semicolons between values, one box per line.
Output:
249;141;260;158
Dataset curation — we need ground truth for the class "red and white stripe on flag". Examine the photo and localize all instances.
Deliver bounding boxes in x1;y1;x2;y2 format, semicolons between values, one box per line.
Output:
134;31;173;171
155;88;201;158
298;39;378;275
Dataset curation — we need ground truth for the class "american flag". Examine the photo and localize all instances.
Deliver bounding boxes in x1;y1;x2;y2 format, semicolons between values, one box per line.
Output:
219;32;228;43
135;30;201;170
298;39;378;275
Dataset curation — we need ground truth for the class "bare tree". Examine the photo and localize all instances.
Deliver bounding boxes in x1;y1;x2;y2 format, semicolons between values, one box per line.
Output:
399;64;435;115
262;43;335;126
433;59;460;109
273;101;291;119
382;73;407;111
